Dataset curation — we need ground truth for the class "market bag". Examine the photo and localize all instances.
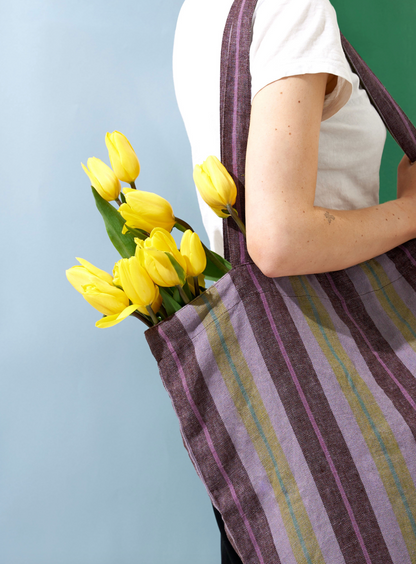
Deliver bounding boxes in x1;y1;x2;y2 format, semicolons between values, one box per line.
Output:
145;1;416;562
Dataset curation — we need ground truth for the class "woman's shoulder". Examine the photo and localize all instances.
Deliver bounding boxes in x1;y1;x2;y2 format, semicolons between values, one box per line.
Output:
250;0;354;118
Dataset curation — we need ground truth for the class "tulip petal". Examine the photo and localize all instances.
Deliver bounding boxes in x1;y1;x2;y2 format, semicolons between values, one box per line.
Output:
83;288;129;315
75;257;114;284
106;131;140;184
118;257;156;306
95;304;138;328
120;190;175;233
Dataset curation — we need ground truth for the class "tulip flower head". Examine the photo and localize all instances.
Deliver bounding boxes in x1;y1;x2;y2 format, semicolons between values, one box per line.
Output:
66;257;114;293
105;131;141;184
145;227;187;272
81;158;121;202
66;258;139;328
119;189;176;233
117;256;159;316
193;156;237;218
180;230;207;278
137;247;186;288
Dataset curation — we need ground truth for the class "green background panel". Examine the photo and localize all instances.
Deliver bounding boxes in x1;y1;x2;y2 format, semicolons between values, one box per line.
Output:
332;0;416;204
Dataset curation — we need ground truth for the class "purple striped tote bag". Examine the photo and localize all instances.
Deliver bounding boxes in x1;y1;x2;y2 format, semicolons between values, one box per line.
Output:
145;0;416;562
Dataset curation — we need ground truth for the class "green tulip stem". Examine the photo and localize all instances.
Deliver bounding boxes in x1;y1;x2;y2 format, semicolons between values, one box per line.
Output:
227;205;246;237
115;197;122;207
177;285;190;305
146;305;159;326
159;305;168;319
129;181;137;190
193;277;200;297
174;217;194;233
131;311;152;328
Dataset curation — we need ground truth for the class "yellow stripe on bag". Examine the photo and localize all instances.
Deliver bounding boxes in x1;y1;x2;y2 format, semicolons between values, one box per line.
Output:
291;273;416;560
198;287;324;564
360;258;416;354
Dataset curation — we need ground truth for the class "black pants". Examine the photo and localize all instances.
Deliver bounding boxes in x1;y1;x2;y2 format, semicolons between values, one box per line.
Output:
212;505;243;564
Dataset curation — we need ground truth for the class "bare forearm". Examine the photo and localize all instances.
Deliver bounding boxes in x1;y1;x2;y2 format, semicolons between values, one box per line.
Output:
257;197;416;277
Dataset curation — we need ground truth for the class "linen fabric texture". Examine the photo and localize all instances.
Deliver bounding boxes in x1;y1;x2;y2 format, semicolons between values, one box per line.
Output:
147;0;416;562
173;0;386;256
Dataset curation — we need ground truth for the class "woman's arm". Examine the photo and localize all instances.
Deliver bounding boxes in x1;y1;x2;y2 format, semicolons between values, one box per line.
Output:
245;73;416;278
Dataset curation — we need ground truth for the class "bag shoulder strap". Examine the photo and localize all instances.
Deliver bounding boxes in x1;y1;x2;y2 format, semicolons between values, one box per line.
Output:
220;0;416;266
340;35;416;161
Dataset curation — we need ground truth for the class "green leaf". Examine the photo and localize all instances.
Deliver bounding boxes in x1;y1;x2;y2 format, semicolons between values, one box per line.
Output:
123;225;149;241
120;191;127;204
92;187;136;258
165;253;186;286
203;246;232;281
182;281;193;301
172;287;181;304
160;287;182;317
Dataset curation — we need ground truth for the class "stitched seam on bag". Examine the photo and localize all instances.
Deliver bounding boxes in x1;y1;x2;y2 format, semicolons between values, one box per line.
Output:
279;275;406;300
148;264;410;360
236;262;409;299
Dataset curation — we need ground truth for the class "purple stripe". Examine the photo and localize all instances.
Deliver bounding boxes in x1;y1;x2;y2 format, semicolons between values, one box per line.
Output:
211;286;347;564
231;0;249;266
158;326;265;564
355;253;416;376
231;0;245;172
276;275;410;564
325;271;416;412
246;265;373;564
179;303;295;563
399;244;416;268
306;274;416;477
345;263;416;377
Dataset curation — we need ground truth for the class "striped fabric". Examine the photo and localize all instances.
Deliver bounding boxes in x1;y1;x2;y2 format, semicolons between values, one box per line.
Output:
145;0;416;562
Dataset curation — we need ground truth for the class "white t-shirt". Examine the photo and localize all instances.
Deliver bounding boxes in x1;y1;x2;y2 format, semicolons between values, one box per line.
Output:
173;0;387;256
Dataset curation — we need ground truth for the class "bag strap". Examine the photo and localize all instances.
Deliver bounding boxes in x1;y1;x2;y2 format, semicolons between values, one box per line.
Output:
220;0;416;267
340;35;416;162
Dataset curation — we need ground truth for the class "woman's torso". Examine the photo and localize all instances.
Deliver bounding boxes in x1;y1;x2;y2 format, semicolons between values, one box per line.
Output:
173;0;387;255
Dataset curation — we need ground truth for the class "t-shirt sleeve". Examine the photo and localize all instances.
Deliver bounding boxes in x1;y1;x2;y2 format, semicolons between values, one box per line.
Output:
250;0;354;121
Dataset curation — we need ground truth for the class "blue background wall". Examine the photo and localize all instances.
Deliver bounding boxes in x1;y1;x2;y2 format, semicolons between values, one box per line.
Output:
0;0;415;563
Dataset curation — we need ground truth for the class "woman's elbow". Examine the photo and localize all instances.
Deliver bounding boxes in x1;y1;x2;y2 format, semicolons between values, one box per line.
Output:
246;234;291;278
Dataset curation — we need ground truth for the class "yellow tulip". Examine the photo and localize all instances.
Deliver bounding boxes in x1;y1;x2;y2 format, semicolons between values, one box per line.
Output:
193;156;237;218
145;227;187;272
105;131;140;184
82;278;130;316
117;256;158;310
137;247;185;288
81;157;121;202
119;189;176;233
180;230;207;277
112;259;122;288
66;258;138;329
137;286;163;317
66;257;114;293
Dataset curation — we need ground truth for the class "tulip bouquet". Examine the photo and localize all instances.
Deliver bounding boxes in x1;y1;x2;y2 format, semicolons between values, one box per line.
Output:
67;131;246;328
